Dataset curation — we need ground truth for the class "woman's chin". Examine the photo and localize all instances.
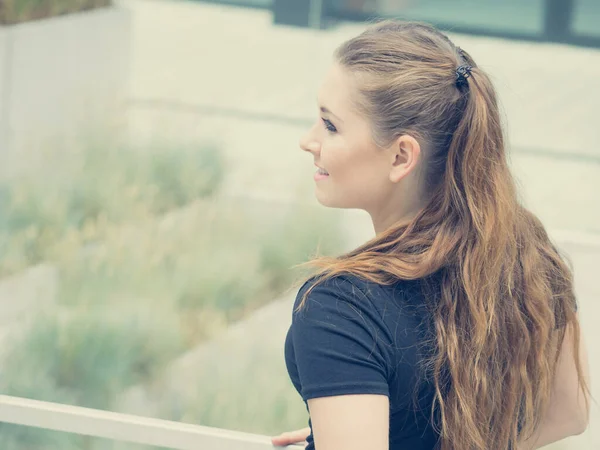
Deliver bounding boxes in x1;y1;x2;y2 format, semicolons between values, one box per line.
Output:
315;190;335;208
315;190;347;209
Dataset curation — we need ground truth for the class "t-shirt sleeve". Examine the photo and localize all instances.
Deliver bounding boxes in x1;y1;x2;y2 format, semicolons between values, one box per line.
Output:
290;276;393;401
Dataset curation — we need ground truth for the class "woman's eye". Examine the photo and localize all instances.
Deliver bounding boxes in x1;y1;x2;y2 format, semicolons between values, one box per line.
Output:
322;118;337;133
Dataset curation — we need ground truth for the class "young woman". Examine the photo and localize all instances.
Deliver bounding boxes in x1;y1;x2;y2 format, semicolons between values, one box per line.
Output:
271;21;590;450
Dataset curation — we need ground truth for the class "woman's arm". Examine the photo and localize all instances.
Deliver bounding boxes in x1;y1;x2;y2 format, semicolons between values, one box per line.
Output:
518;320;590;450
307;394;389;450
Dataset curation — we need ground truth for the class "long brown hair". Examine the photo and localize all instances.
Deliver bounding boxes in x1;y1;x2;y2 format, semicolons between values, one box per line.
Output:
296;21;588;449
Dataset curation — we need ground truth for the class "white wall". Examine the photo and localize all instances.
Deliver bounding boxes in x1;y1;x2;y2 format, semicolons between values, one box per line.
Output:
0;28;8;158
0;7;131;179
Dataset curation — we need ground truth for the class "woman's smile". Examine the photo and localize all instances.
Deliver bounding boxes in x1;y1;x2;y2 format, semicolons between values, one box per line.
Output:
314;164;329;181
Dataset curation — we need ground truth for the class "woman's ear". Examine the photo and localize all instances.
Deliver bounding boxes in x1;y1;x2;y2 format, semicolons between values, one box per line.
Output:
389;134;421;183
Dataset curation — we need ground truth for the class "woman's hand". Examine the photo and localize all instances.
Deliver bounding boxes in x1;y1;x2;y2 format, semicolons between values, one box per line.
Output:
271;427;311;448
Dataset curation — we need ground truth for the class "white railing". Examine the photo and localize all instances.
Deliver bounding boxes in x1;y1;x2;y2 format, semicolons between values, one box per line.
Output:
0;395;301;449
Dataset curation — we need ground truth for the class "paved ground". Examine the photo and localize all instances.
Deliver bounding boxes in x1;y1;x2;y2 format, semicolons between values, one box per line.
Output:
118;0;600;447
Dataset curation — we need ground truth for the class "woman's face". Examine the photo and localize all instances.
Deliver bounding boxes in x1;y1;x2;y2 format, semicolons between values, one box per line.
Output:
299;63;394;213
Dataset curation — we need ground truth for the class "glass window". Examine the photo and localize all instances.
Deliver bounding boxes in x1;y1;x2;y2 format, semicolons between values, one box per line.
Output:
573;0;600;37
329;0;546;36
199;0;271;7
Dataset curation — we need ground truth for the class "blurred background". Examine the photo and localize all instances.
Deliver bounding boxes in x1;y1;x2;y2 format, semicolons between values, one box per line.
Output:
0;0;598;448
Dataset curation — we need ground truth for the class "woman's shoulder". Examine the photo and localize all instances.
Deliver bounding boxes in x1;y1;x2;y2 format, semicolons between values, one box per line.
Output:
295;273;380;304
290;273;435;384
293;272;429;318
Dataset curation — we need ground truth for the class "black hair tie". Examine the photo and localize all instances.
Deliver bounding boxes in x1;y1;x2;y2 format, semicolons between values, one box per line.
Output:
456;65;473;88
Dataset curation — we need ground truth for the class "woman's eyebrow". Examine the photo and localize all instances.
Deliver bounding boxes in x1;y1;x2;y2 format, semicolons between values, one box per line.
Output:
319;105;344;123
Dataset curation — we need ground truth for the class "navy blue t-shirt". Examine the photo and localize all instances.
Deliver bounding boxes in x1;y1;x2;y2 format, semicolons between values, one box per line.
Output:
285;274;440;450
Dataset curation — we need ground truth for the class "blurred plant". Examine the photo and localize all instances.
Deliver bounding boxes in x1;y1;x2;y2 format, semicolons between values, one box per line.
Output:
0;365;81;450
259;205;343;293
0;140;225;276
56;198;342;346
0;423;82;450
0;0;111;25
0;305;182;449
155;331;308;437
0;197;342;447
1;306;183;410
112;203;340;436
0;127;343;444
147;142;225;214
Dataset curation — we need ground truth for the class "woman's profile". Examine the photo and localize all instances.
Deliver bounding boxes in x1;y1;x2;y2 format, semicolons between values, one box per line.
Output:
271;21;590;450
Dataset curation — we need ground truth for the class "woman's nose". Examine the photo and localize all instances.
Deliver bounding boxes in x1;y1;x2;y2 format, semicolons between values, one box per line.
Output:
299;128;320;155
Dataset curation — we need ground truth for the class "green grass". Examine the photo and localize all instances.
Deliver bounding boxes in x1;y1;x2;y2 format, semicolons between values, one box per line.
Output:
1;306;183;408
0;305;182;449
0;0;111;25
55;198;342;345
0;140;225;277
